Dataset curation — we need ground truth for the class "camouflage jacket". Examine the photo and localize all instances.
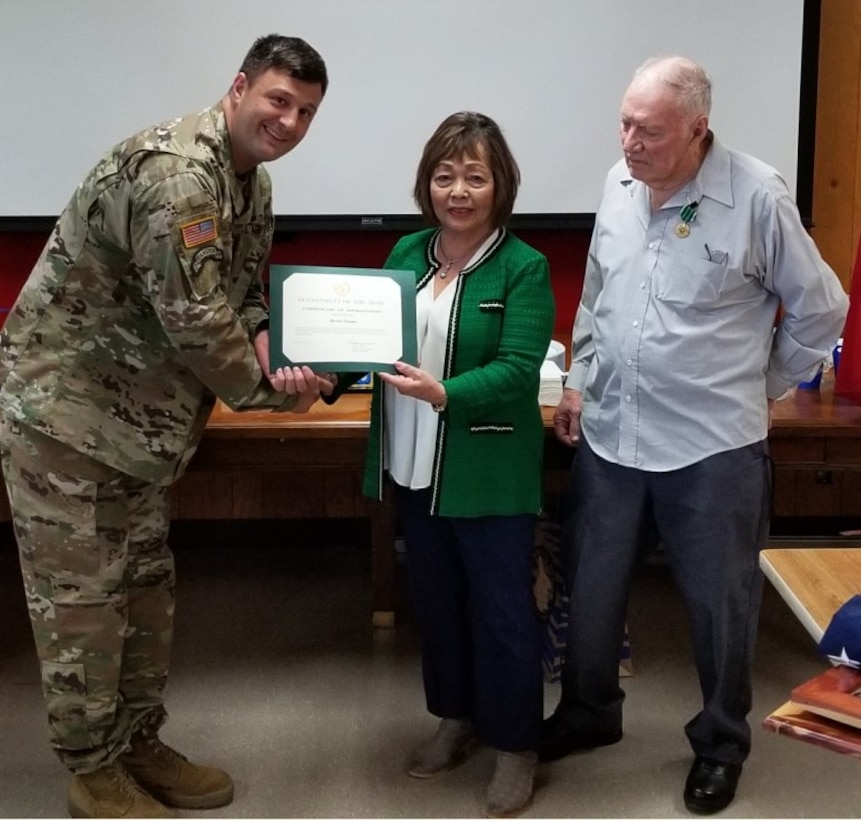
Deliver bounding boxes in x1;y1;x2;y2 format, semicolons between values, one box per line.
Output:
0;103;294;484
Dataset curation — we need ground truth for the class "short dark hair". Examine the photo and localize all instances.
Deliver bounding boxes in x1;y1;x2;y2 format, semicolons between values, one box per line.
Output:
413;111;521;228
239;34;328;97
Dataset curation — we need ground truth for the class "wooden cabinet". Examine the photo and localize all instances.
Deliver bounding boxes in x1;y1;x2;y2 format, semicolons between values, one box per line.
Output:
768;376;861;520
171;437;376;521
769;436;861;517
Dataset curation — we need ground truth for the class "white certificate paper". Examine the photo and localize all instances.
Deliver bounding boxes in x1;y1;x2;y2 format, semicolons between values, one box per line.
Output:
268;265;417;373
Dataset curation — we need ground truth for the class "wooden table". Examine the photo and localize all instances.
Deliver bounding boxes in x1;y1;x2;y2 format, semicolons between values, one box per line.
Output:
182;379;861;629
175;394;399;628
3;374;861;626
176;398;569;628
759;548;861;641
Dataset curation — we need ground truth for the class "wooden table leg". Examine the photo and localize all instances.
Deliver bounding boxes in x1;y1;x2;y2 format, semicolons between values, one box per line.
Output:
370;482;397;628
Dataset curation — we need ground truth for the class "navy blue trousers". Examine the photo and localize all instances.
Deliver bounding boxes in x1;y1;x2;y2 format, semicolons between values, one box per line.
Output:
554;438;771;764
393;483;544;752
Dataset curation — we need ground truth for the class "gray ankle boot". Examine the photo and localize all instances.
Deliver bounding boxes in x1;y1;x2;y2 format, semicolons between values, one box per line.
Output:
485;749;537;818
407;718;476;778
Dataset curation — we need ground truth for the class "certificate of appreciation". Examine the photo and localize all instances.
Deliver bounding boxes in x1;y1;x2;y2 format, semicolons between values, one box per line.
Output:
268;265;418;374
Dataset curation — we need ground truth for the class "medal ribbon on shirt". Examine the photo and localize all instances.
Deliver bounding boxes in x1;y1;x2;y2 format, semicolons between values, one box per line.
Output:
675;200;699;238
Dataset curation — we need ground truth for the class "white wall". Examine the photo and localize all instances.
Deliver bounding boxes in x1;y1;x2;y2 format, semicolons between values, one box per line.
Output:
0;0;806;218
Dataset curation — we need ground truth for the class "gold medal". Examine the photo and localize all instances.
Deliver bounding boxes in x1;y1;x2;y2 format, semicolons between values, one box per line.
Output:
674;222;691;239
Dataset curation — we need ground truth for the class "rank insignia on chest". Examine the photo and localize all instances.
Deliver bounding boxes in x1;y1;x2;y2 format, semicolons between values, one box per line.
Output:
180;216;218;248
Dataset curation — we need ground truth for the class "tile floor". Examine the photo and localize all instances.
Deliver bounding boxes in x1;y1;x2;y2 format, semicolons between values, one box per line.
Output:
0;522;858;819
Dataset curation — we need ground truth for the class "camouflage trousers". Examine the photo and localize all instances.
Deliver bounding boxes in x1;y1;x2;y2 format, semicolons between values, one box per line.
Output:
0;416;175;774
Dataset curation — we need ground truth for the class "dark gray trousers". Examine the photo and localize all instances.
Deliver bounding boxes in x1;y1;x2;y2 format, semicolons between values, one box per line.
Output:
555;437;771;764
394;483;544;752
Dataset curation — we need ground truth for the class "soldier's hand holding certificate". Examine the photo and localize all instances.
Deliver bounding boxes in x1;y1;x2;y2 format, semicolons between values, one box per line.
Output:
268;265;418;374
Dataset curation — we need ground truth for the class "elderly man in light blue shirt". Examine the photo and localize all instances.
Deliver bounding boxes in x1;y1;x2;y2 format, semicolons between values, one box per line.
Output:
540;55;848;815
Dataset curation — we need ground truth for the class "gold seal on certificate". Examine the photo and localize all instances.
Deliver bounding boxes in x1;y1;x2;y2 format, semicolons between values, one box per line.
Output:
268;265;418;374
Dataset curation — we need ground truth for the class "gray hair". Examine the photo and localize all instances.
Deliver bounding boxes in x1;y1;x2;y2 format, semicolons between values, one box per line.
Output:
634;56;711;118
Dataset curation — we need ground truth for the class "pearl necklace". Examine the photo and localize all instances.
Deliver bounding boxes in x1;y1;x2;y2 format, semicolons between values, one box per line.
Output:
438;236;484;278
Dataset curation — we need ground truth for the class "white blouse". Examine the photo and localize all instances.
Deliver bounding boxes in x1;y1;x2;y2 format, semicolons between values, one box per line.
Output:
384;230;499;489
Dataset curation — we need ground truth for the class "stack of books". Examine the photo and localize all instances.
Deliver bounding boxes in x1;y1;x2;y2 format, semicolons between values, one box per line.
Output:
790;664;861;730
763;665;861;757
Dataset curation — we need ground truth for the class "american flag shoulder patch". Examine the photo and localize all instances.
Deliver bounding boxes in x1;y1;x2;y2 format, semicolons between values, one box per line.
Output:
180;215;218;248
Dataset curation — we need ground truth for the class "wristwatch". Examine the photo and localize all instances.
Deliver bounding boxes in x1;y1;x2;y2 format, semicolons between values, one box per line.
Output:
431;394;448;413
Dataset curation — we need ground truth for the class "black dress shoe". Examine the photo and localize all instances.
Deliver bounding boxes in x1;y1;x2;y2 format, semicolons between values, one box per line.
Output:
537;713;622;762
683;756;743;815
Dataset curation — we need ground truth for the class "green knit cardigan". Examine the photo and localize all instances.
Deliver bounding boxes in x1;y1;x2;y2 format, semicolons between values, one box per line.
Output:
359;227;555;517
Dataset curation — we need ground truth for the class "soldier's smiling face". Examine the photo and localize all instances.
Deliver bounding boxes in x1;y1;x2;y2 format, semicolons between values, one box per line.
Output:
226;68;323;174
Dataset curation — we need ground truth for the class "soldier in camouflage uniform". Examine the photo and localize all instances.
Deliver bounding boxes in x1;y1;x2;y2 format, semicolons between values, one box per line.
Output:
0;34;329;818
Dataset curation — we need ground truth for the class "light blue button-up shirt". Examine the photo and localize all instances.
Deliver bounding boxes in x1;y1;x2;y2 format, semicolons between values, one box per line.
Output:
568;136;848;471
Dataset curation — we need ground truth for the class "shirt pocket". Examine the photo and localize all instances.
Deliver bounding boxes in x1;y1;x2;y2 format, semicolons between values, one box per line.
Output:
463;298;506;362
655;258;730;309
42;661;91;749
233;213;272;273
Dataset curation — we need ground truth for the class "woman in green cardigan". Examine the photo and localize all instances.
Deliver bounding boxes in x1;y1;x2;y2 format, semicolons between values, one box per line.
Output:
335;112;555;817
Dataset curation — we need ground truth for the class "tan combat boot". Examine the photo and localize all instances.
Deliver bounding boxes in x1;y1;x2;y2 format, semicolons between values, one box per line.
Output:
120;733;234;809
67;760;174;818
